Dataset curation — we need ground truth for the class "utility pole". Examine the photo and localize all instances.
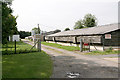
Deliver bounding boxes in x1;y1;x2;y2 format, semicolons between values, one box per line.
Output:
38;24;41;52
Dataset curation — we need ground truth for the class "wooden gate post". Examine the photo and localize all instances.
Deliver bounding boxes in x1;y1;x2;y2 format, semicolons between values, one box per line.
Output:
89;39;91;52
39;39;41;52
102;35;105;51
36;39;41;52
80;39;83;52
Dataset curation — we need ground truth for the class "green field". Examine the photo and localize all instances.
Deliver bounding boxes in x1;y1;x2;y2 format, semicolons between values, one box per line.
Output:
2;41;53;78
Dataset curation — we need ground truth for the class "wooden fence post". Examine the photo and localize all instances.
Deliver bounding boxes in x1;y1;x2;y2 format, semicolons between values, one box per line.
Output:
39;39;41;52
103;36;105;51
89;39;91;52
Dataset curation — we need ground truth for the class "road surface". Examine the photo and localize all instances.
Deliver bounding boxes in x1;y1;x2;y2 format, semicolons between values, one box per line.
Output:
22;39;118;78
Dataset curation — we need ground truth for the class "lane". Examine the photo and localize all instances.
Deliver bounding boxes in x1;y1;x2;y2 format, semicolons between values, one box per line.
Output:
22;39;118;78
42;45;118;78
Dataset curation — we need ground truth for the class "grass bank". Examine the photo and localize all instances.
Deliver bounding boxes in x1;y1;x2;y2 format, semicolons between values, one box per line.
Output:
2;41;53;78
41;41;119;55
41;42;80;51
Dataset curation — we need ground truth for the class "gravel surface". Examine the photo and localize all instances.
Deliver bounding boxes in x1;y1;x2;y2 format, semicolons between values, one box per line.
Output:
22;39;118;78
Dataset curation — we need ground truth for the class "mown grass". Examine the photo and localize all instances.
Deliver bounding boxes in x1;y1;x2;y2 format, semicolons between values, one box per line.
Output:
41;42;80;51
85;50;119;55
41;41;119;55
2;41;53;78
2;41;38;55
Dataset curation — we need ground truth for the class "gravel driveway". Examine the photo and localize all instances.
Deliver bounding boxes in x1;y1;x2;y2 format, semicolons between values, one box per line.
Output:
22;39;118;78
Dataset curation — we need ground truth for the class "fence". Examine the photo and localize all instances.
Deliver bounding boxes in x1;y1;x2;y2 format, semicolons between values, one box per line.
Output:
2;40;38;55
80;39;104;52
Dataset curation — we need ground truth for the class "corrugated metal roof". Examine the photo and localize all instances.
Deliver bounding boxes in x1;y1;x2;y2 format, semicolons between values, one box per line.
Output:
48;23;120;37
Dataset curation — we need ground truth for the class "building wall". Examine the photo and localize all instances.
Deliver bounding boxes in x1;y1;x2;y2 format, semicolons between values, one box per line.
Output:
76;36;101;43
103;30;120;46
45;35;102;44
45;29;120;46
55;36;75;43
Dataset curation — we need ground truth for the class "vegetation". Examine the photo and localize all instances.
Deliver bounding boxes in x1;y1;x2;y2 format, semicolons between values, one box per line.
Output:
41;42;80;51
2;41;38;55
42;42;118;55
18;31;31;39
2;52;53;78
74;13;97;29
2;41;53;78
2;1;18;44
85;47;118;55
83;13;97;27
85;50;119;55
32;25;40;35
64;28;70;31
74;19;84;29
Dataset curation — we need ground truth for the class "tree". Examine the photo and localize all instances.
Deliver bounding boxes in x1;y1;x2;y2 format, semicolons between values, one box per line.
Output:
64;28;70;31
54;29;61;33
73;14;97;29
18;31;31;39
74;19;84;29
2;2;18;44
83;13;97;27
32;27;40;34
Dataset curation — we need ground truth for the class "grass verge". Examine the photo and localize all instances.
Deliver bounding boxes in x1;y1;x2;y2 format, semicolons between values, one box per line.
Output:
2;41;53;78
41;41;119;55
85;50;119;55
41;42;80;51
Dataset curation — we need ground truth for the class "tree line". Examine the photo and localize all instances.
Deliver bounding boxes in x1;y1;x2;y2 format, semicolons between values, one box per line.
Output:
18;31;31;39
2;1;18;44
2;1;31;44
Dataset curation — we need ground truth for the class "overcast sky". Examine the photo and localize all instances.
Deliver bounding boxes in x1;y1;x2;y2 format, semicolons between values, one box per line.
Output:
11;0;119;32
